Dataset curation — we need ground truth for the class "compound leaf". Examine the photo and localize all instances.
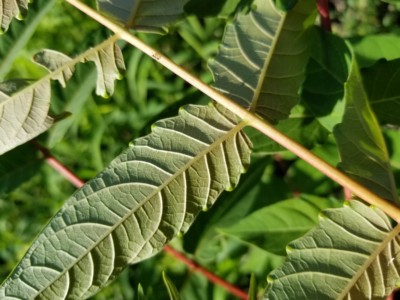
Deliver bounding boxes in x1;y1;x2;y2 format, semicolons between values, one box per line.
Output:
264;200;400;299
0;103;251;299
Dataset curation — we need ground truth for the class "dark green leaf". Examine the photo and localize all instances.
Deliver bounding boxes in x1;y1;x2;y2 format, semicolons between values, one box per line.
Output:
0;144;43;196
301;29;352;131
350;31;400;68
362;58;400;126
334;58;398;202
220;195;341;255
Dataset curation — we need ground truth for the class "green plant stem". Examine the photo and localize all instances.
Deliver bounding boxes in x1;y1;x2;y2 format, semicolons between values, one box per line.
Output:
34;142;248;299
64;0;400;223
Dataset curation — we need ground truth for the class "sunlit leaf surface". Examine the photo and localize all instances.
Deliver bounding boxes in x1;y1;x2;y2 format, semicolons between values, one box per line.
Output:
265;200;400;299
0;80;53;155
0;104;251;299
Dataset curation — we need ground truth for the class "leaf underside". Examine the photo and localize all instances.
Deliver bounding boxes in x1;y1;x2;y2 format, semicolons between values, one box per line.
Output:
209;0;315;123
0;103;251;299
265;200;400;300
0;0;28;33
34;40;125;97
0;80;53;155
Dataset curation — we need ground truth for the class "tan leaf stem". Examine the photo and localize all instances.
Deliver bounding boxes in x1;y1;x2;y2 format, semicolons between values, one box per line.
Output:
65;0;400;223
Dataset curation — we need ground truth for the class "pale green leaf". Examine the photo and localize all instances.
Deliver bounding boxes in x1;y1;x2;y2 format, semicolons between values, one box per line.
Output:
0;0;28;33
83;42;125;97
220;195;341;255
0;79;54;155
333;58;398;203
209;0;315;122
33;49;75;88
34;40;125;97
0;103;251;299
97;0;189;32
264;200;400;299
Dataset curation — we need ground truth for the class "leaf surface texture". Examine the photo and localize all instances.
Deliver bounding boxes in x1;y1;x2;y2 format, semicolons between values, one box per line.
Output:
209;0;315;122
264;200;400;299
0;104;251;299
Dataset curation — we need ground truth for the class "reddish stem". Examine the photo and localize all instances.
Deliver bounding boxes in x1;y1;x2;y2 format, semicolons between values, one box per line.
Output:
317;0;332;32
34;142;248;299
164;245;248;300
32;141;85;188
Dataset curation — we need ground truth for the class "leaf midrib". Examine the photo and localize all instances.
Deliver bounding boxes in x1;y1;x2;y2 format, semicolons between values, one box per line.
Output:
337;224;400;299
0;35;120;109
24;120;247;298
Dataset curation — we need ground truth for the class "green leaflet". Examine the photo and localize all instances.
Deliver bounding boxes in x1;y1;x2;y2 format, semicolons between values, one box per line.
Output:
220;195;341;256
209;0;315;123
0;104;251;299
97;0;189;32
34;38;125;98
333;58;398;203
0;36;125;156
362;58;400;126
264;200;400;299
0;79;54;155
0;0;28;33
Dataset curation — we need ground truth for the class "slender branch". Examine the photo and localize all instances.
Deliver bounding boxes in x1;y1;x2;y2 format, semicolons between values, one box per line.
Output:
64;0;400;223
317;0;332;31
34;142;248;299
164;245;248;300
